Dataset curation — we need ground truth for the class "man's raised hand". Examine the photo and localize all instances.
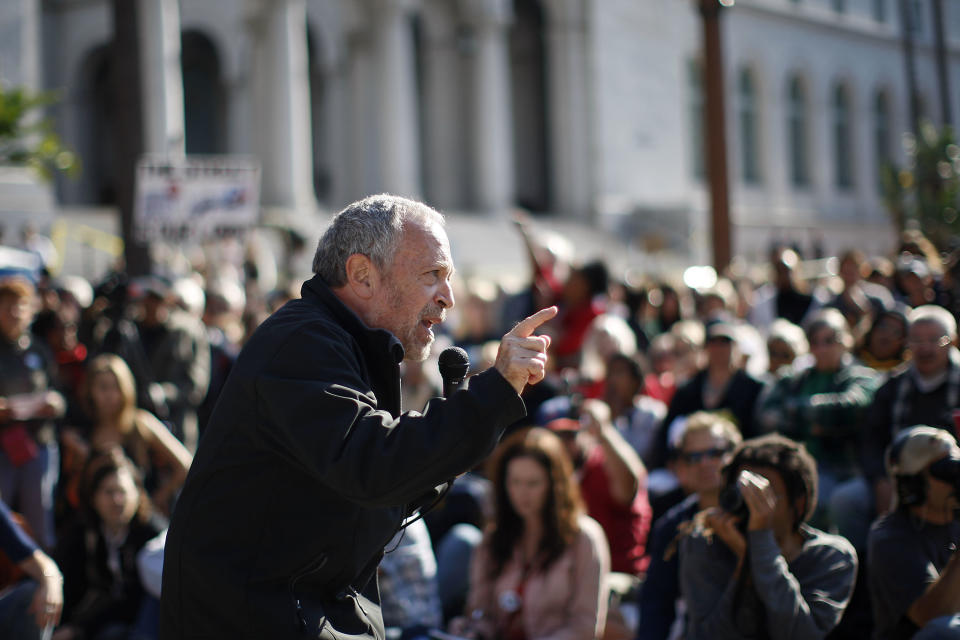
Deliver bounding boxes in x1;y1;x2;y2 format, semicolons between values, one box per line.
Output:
495;306;558;394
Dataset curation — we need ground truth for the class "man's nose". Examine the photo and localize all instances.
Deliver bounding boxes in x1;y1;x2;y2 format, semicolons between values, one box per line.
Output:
437;279;454;310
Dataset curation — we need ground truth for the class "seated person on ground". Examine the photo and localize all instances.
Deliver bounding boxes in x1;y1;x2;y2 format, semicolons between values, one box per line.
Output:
679;433;857;640
449;427;610;640
638;411;741;640
54;447;166;640
868;425;960;640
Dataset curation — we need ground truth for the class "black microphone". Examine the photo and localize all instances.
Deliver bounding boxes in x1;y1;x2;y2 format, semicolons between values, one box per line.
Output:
438;347;470;398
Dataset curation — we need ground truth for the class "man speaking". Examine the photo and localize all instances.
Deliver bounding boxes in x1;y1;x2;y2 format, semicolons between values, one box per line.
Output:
160;194;556;639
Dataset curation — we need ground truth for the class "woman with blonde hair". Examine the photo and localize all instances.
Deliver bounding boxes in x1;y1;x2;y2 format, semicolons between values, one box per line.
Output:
450;427;610;639
61;354;192;516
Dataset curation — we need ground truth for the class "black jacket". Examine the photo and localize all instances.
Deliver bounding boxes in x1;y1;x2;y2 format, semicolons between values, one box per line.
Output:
160;275;524;639
651;369;764;468
56;516;164;639
859;353;960;482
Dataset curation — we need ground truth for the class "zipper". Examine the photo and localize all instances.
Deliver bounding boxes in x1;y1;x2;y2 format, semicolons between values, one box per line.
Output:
288;553;329;633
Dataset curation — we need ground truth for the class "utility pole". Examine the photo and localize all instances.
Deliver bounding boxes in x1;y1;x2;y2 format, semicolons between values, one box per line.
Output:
699;0;732;273
899;0;920;134
111;0;151;276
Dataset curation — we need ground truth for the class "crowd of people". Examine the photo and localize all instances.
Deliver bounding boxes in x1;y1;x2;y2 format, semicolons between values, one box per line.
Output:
1;213;959;639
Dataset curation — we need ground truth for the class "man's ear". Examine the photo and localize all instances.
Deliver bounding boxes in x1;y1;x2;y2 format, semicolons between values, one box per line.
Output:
344;253;378;300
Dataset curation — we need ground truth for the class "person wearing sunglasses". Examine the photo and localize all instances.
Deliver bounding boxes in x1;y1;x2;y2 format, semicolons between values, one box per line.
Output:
678;434;857;640
638;411;741;640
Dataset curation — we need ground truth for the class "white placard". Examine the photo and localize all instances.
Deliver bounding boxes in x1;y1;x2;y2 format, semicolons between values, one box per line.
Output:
134;155;261;243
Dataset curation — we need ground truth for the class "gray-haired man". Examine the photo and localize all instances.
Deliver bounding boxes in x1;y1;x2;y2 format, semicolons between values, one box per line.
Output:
161;194;556;639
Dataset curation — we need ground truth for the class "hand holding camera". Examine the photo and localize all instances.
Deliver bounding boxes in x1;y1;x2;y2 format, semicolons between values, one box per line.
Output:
710;469;781;556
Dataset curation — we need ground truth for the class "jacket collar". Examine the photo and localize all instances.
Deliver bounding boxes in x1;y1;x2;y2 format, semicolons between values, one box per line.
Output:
301;274;405;364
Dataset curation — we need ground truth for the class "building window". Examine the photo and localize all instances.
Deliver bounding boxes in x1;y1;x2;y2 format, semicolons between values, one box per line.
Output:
873;0;886;22
787;75;809;188
688;59;706;181
738;68;761;184
874;90;891;190
833;83;854;190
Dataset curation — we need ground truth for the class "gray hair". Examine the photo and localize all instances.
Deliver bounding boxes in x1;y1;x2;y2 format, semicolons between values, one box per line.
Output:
768;318;809;356
312;194;444;286
908;304;958;341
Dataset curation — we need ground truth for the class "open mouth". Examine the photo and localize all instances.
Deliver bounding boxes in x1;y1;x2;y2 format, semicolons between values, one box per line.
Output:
421;319;435;337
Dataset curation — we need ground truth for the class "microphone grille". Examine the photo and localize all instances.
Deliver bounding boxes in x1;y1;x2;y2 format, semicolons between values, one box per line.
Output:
438;346;470;377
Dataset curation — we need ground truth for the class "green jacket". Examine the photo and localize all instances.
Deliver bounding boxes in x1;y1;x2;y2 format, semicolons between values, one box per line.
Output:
756;357;879;473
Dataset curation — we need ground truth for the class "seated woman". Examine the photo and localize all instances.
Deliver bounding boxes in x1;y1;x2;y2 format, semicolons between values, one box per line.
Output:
53;447;165;640
449;427;610;640
61;354;192;517
854;306;910;373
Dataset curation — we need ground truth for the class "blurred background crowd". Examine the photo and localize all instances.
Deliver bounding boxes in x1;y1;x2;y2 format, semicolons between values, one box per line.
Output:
1;215;959;639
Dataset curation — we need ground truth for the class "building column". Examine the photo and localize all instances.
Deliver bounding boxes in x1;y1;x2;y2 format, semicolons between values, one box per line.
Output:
339;0;378;201
461;0;514;214
0;0;41;90
138;0;185;155
370;0;422;199
542;0;592;218
420;1;464;210
246;0;316;212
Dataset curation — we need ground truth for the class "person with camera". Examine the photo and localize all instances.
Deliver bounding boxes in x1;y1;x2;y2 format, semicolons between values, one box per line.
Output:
638;411;741;640
678;434;857;639
868;425;960;640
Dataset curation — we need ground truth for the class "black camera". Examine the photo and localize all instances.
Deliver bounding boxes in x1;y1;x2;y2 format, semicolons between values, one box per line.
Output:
929;456;960;491
719;484;749;520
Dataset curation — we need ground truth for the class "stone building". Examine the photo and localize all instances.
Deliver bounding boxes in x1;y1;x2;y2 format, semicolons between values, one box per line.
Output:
4;0;960;271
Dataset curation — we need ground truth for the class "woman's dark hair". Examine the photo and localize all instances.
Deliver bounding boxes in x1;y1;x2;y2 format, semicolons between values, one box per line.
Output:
721;433;818;530
858;306;910;360
578;261;609;298
78;446;152;528
606;352;645;383
486;428;584;577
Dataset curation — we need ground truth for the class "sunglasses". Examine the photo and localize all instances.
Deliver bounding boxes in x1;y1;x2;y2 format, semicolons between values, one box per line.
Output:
678;447;730;463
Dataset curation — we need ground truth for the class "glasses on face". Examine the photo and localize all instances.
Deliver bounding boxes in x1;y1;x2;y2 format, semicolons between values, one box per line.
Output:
907;336;951;349
678;447;729;464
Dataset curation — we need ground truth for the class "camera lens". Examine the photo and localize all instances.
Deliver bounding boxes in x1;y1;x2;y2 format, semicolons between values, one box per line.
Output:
719;484;748;519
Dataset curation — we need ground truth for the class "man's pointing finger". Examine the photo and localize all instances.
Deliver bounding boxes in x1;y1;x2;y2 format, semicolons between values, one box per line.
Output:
508;306;558;339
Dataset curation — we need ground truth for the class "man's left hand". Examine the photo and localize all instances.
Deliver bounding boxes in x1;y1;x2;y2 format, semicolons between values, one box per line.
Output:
494;306;557;394
739;469;777;531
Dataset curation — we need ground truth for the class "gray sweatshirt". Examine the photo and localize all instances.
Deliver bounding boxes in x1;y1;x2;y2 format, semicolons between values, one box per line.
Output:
679;524;858;639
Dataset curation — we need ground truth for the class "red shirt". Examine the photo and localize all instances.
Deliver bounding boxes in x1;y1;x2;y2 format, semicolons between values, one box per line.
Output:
579;445;651;575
